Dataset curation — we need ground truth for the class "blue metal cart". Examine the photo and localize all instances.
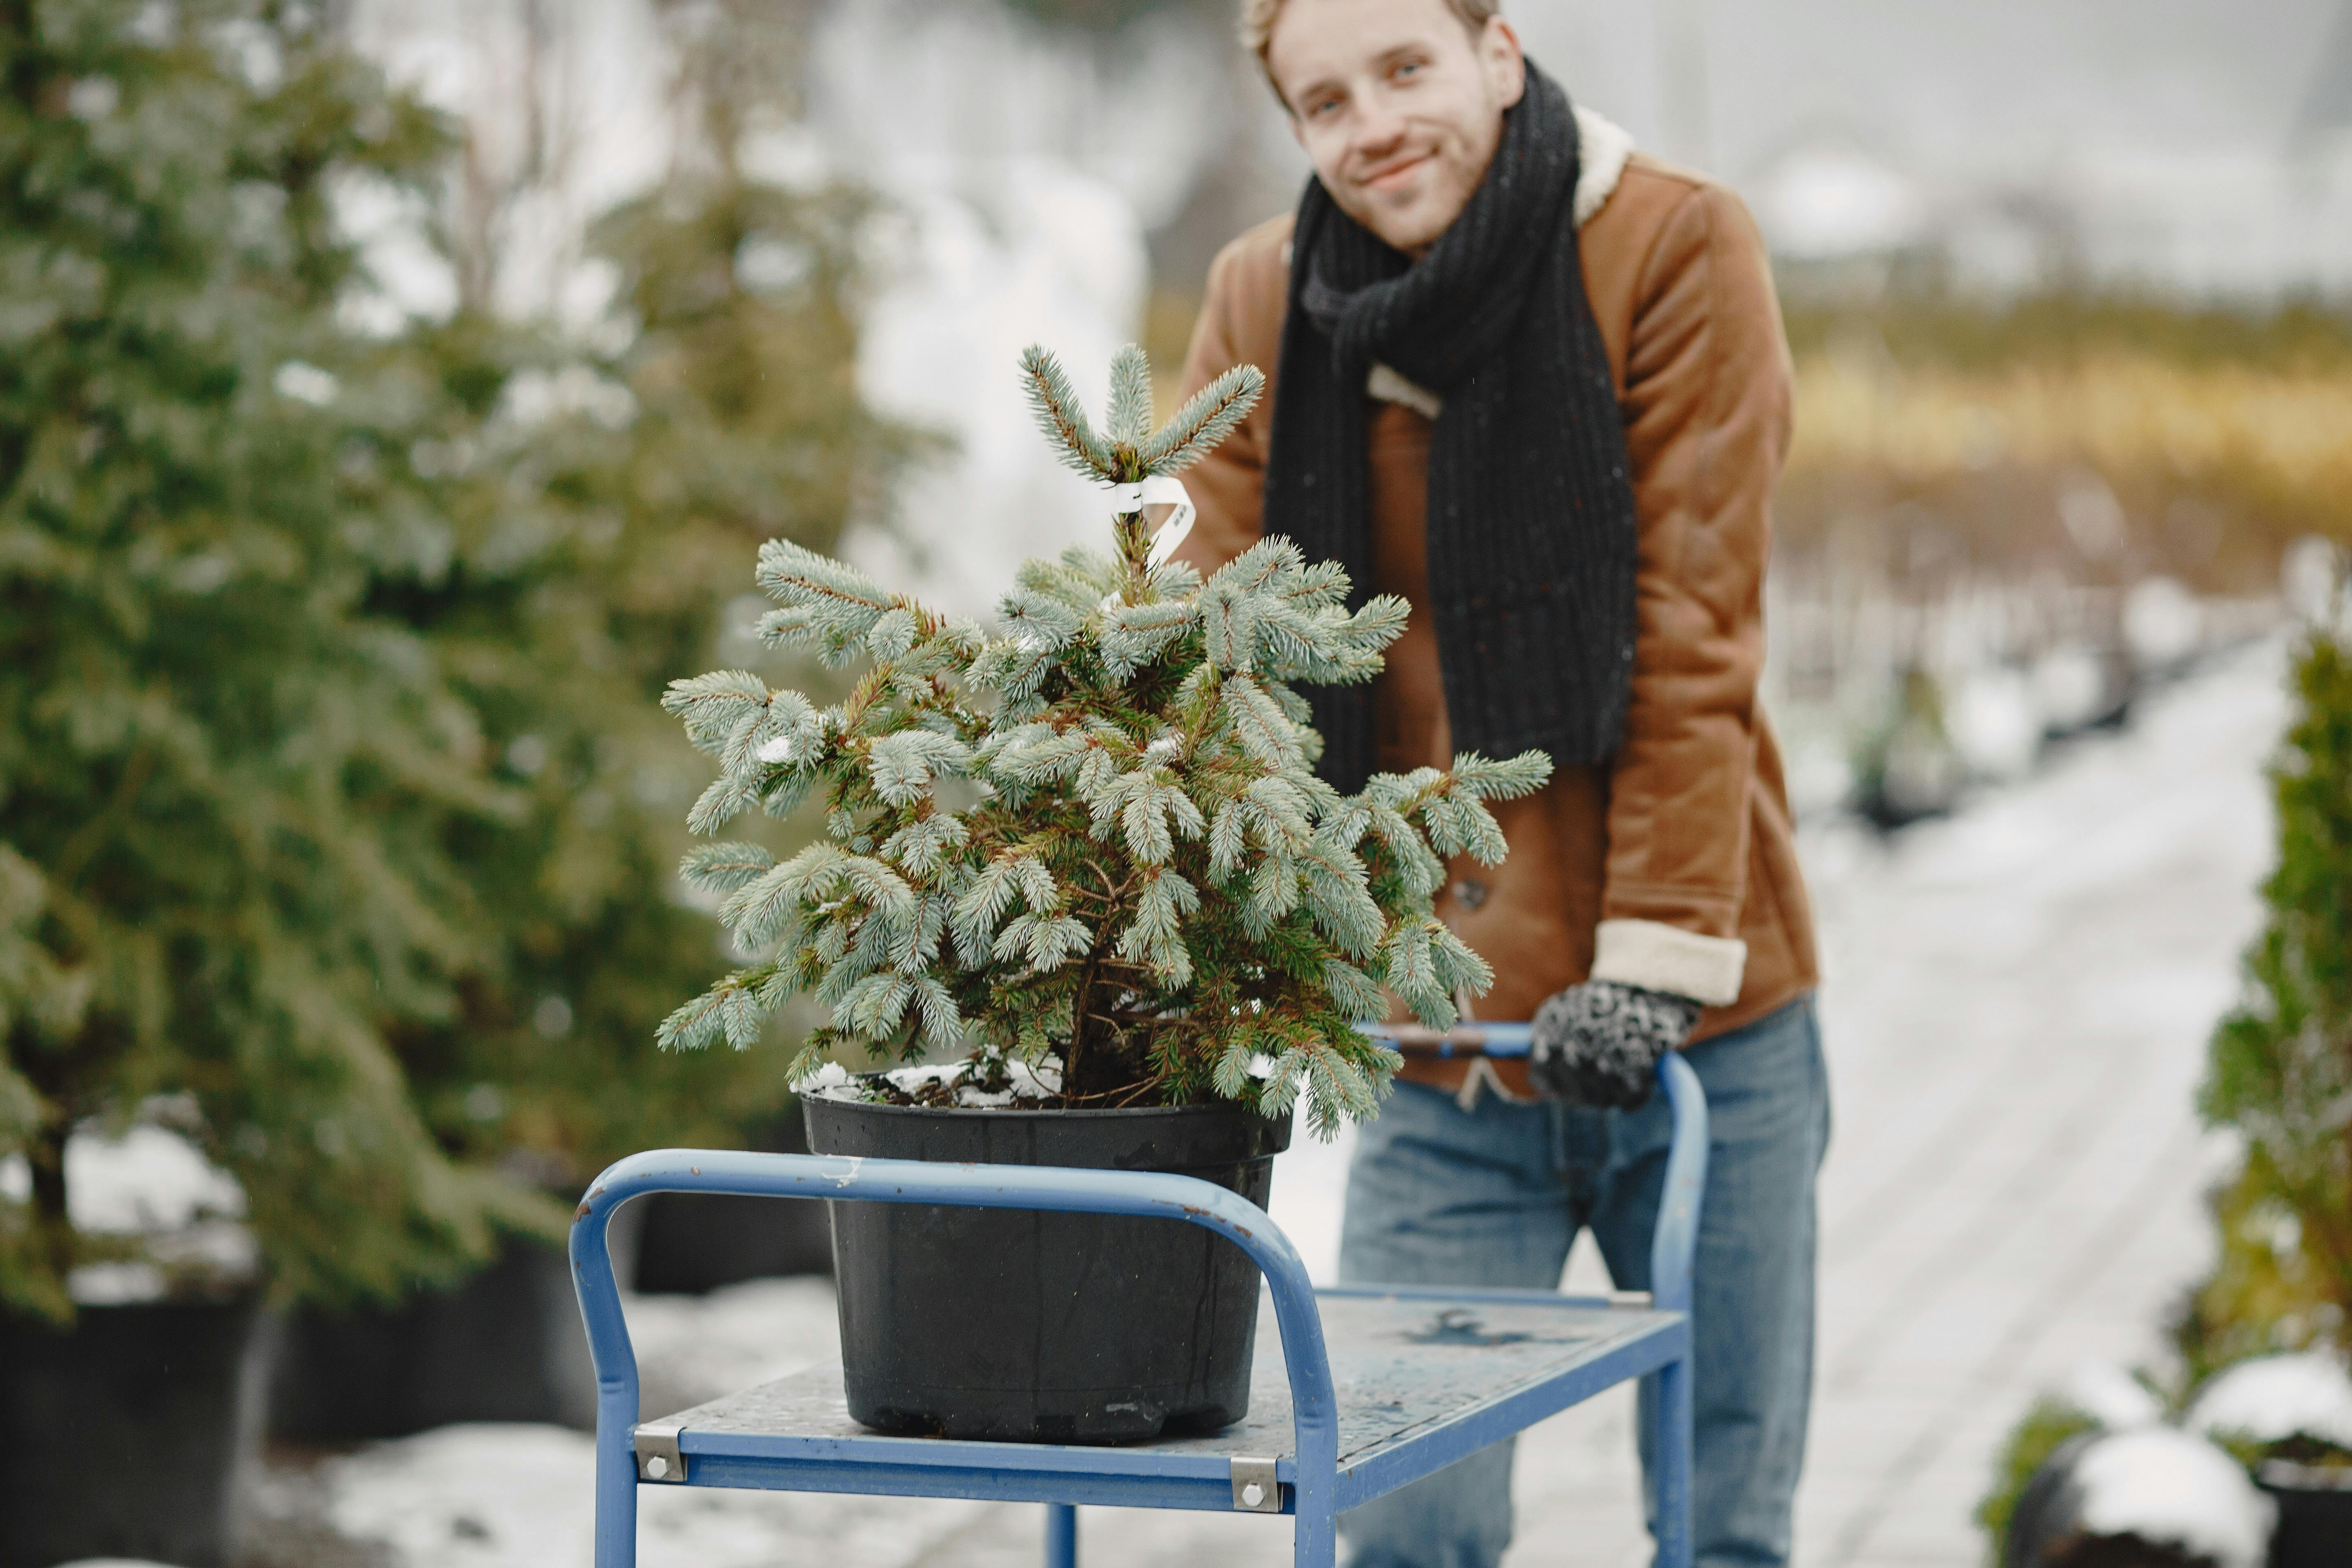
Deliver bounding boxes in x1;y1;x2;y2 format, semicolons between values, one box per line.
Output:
570;1029;1707;1568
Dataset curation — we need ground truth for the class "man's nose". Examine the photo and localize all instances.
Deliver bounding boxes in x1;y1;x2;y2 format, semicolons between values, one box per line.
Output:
1350;89;1409;158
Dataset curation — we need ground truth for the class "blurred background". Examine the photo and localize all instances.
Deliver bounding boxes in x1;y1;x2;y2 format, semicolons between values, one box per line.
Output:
3;1;2351;1565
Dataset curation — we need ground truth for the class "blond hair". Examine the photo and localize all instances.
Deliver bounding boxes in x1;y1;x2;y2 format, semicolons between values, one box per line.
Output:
1240;0;1502;91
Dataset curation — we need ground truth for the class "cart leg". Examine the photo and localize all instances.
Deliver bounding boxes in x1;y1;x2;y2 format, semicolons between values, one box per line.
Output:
1292;1476;1337;1568
1648;1356;1695;1568
1292;1510;1338;1568
1044;1502;1077;1568
594;1417;638;1568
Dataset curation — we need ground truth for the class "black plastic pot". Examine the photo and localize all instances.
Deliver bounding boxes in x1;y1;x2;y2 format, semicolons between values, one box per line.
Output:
0;1295;266;1568
266;1233;598;1441
804;1091;1290;1443
2261;1462;2352;1568
632;1189;832;1291
633;1108;833;1292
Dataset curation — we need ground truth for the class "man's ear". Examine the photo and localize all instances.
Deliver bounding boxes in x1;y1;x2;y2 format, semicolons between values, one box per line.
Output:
1482;17;1526;109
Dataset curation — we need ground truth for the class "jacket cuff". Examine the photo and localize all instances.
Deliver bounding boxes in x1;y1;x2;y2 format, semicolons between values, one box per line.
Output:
1590;919;1747;1007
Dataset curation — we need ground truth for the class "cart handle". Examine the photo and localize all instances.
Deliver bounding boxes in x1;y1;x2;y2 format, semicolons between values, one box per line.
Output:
1354;1028;1710;1313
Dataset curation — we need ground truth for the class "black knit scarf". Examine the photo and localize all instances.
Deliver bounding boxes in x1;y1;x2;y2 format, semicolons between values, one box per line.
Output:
1264;62;1638;795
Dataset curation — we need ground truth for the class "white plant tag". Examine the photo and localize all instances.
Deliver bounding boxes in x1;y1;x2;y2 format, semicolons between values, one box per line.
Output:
1139;474;1195;566
1102;477;1198;609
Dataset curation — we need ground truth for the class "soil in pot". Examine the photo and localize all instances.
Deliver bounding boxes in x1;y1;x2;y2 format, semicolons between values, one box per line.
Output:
804;1087;1291;1443
0;1294;267;1568
266;1233;598;1441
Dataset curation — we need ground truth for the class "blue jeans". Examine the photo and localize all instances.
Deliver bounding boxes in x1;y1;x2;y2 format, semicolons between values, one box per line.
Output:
1336;996;1829;1568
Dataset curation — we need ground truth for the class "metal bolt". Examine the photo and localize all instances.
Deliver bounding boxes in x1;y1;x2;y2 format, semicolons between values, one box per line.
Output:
1241;1482;1265;1508
646;1454;669;1479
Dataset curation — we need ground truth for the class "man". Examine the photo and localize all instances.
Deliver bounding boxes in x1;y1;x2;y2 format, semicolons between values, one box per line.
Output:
1171;2;1828;1566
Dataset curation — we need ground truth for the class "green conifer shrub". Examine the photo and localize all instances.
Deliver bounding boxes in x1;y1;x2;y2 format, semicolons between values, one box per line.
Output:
2178;600;2352;1372
1974;1395;2101;1560
372;4;927;1208
0;0;914;1321
0;0;566;1319
658;347;1551;1134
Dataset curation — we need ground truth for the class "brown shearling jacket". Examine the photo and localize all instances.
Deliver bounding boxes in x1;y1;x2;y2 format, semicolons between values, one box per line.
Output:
1172;126;1818;1096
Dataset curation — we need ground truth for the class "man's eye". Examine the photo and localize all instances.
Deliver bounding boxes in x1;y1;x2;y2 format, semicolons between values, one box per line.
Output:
1394;60;1421;80
1308;96;1340;117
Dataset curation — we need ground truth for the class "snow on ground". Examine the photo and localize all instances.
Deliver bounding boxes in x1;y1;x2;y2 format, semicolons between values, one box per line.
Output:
264;639;2287;1568
1788;639;2277;1568
625;1277;841;1422
310;1421;1008;1568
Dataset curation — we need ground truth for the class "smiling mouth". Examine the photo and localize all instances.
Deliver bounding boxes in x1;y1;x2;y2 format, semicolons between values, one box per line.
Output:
1363;153;1430;192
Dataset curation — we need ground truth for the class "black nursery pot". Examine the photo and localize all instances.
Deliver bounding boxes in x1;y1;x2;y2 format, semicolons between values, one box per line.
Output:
0;1296;265;1568
634;1105;833;1293
2260;1462;2352;1568
267;1234;598;1441
803;1091;1291;1443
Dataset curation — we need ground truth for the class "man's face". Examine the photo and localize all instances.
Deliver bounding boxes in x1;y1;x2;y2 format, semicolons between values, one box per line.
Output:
1266;0;1526;256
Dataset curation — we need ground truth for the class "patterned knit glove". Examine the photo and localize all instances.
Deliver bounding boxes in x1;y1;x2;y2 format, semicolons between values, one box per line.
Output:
1527;980;1703;1109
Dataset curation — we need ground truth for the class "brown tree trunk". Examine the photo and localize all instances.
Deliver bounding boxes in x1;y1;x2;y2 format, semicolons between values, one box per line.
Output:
27;1108;70;1283
1062;962;1155;1104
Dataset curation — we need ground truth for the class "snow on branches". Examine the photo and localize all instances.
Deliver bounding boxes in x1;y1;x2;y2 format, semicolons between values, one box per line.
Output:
658;346;1551;1134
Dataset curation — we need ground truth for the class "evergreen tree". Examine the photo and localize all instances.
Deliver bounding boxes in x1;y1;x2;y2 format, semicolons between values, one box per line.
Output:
2181;594;2352;1372
0;0;920;1321
0;0;545;1318
586;0;923;568
345;304;817;1207
388;0;930;1181
659;346;1551;1135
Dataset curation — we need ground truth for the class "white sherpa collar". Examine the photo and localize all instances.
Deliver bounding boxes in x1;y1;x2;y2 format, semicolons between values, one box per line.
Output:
1571;106;1635;228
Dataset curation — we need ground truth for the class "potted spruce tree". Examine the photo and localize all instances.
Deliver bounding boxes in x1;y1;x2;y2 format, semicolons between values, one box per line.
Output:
659;345;1548;1441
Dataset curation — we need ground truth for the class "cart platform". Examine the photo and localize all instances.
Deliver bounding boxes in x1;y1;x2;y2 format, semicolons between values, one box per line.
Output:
571;1049;1706;1568
635;1287;1685;1512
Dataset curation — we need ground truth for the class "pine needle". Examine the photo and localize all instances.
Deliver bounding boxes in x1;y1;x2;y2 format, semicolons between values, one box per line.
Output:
1106;343;1155;448
1019;343;1117;481
1141;363;1265;474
